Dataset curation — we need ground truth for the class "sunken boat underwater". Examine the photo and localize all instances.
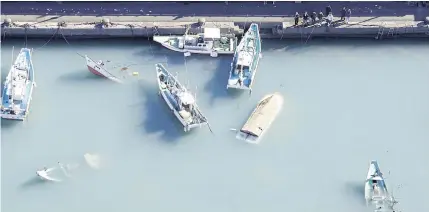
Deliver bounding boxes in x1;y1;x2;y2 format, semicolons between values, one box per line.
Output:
237;92;283;144
153;27;237;57
227;23;262;91
156;63;209;132
84;55;122;83
1;48;36;121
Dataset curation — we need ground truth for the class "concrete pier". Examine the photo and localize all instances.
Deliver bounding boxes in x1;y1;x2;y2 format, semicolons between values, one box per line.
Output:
1;1;428;39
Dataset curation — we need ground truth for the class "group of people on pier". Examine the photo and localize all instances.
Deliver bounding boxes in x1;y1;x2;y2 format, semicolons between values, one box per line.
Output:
294;6;352;27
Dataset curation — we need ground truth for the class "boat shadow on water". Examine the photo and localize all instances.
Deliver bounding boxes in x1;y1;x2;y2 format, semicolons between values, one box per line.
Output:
19;177;50;190
137;81;194;143
1;119;19;129
57;70;111;83
343;181;367;206
203;56;245;105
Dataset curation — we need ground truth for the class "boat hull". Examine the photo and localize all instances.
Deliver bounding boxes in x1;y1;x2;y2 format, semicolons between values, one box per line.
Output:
227;23;262;91
1;48;35;121
154;36;236;55
236;92;283;144
85;56;122;83
156;64;208;132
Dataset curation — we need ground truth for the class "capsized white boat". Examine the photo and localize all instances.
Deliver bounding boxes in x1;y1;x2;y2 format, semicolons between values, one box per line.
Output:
365;160;396;208
1;47;36;121
36;153;102;182
85;55;123;83
153;27;238;57
227;23;262;91
156;63;212;132
236;92;283;144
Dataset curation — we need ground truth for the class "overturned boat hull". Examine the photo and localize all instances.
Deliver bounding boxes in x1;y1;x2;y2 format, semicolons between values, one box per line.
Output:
236;92;283;144
156;63;208;132
1;48;36;121
85;55;122;83
227;23;262;91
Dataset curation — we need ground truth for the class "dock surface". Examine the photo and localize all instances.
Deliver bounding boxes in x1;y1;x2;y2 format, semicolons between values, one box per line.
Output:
1;1;428;39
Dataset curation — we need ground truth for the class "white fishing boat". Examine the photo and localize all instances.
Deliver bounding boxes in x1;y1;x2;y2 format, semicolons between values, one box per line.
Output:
153;27;237;57
156;63;211;132
236;92;283;144
227;23;262;91
1;47;36;121
365;161;391;205
36;153;101;182
85;55;122;83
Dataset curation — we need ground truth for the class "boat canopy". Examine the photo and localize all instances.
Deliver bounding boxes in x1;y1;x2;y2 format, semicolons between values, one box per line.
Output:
237;51;253;66
178;92;195;105
204;28;221;39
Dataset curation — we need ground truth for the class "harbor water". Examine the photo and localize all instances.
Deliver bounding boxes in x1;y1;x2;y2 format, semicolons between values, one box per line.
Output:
1;37;429;212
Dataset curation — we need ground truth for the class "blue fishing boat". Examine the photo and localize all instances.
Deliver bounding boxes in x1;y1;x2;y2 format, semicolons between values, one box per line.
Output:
227;23;262;91
1;48;36;121
156;63;212;132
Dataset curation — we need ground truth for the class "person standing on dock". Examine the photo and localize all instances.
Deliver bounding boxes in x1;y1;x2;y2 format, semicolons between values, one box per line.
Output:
303;11;309;26
326;5;332;17
340;7;346;21
294;12;300;26
311;11;317;24
345;8;352;24
318;11;324;22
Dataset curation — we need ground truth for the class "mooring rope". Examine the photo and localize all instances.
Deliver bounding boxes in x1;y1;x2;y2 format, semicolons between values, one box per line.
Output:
33;27;60;52
58;27;85;58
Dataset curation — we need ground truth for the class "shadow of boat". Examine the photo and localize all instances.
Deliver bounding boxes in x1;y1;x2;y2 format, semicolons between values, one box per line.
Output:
344;181;367;206
1;119;20;129
19;177;50;190
203;56;244;105
57;70;119;83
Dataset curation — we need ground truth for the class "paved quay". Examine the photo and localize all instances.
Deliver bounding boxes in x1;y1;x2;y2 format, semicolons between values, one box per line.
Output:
1;1;428;39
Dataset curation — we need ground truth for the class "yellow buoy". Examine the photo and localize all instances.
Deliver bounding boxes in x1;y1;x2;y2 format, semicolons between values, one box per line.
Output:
132;72;139;76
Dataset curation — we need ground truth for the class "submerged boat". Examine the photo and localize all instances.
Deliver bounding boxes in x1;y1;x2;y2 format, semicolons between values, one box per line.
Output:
85;55;122;83
1;48;36;121
236;92;283;144
227;23;262;91
156;63;209;132
365;160;392;206
36;153;101;182
153;27;237;57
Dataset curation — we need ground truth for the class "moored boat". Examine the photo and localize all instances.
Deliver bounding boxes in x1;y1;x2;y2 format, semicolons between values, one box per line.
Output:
1;47;36;121
153;27;237;57
236;92;283;144
227;23;262;91
85;55;122;83
156;63;210;132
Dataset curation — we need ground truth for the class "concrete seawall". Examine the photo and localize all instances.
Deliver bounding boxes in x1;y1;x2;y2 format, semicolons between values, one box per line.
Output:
1;15;429;39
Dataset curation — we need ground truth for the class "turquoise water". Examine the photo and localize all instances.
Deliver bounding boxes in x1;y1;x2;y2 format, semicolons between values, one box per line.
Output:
1;37;429;212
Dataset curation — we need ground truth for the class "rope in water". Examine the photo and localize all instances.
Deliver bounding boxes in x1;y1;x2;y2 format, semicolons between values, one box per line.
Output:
33;27;60;52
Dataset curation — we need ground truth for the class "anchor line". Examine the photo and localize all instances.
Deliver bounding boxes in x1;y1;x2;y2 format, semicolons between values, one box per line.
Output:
33;27;60;52
24;27;28;48
305;26;316;45
58;27;84;58
146;24;169;66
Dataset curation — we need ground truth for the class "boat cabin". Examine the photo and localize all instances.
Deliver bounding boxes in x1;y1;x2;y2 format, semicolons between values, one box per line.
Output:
184;28;221;49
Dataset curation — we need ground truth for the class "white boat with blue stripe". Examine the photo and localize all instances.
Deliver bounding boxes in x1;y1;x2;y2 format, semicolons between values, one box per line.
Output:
156;63;212;132
227;23;262;91
1;48;36;121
